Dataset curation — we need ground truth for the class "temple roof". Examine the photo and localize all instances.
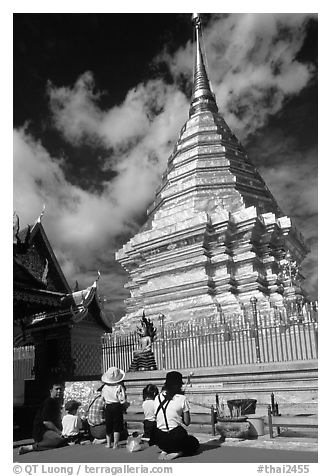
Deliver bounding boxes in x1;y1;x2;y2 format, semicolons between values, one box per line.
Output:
14;256;47;290
26;279;109;330
14;219;71;294
14;278;110;346
13;212;111;345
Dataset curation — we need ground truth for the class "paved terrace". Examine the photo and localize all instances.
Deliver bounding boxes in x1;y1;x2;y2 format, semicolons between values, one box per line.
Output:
14;429;318;464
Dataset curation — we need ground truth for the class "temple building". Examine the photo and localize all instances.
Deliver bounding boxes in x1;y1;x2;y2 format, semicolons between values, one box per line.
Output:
116;15;308;327
13;211;111;404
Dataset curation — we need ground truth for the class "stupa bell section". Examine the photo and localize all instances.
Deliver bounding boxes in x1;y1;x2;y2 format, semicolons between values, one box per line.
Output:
116;15;308;327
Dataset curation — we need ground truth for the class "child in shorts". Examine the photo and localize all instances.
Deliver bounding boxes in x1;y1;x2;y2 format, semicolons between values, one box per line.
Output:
142;384;158;445
101;367;127;449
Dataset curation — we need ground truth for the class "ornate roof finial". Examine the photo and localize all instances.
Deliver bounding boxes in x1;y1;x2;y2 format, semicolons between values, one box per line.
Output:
36;204;46;224
13;211;20;243
13;211;31;254
190;13;218;117
92;270;101;288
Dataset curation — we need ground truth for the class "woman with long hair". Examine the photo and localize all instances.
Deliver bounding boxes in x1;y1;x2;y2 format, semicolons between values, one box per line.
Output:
153;371;199;460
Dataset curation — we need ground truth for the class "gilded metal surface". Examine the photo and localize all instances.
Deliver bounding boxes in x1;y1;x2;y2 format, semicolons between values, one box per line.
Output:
115;16;309;329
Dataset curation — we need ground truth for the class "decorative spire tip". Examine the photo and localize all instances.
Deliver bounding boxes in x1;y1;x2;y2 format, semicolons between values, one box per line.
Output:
36;204;46;224
192;13;201;26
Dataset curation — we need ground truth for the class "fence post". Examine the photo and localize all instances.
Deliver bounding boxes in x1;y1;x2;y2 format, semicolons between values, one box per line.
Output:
267;405;273;438
211;405;216;436
250;297;261;363
158;313;166;370
314;321;318;357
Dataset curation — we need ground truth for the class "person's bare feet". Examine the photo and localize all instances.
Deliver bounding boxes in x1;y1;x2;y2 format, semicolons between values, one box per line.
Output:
162;452;183;460
93;438;107;444
18;445;33;455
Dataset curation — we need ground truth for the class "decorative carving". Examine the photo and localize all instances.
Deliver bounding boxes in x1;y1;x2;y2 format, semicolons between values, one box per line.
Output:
41;259;49;285
278;250;300;288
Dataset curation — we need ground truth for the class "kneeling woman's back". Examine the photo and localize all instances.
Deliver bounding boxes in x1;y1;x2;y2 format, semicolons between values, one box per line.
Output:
153;371;199;460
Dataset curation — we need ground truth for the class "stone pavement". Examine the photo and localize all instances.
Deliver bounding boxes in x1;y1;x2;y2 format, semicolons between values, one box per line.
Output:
13;432;318;464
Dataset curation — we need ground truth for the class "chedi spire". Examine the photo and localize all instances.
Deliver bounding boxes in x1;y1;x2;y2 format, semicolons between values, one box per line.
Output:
190;13;218;116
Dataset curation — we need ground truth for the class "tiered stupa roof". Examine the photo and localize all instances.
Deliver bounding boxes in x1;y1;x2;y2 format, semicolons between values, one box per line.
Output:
144;14;283;229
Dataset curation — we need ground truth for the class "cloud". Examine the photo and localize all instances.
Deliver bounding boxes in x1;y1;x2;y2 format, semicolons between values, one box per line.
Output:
48;74;187;153
13;128;133;324
14;127;134;247
14;14;318;323
47;74;189;216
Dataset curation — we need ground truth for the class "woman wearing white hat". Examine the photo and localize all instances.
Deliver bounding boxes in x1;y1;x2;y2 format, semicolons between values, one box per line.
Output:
101;367;126;449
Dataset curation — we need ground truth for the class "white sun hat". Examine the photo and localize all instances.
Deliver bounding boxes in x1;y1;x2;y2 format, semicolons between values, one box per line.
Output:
101;367;125;384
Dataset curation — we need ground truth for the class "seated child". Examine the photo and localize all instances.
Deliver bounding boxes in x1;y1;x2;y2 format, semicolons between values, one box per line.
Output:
142;384;158;445
62;400;83;444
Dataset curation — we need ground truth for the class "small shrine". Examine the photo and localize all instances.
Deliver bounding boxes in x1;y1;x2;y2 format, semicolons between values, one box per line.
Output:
116;14;309;328
128;313;157;371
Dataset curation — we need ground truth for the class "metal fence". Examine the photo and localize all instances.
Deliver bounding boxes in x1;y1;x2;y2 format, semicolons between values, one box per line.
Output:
13;345;35;380
102;302;318;372
13;301;318;379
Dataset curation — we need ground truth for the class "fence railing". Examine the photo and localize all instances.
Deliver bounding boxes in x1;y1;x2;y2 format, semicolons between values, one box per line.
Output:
13;302;318;379
13;345;35;380
102;303;318;372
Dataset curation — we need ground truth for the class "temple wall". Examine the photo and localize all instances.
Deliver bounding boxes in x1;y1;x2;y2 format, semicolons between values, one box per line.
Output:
71;323;105;378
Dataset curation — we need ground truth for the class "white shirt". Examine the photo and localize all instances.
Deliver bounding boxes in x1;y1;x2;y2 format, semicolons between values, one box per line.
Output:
61;414;82;436
154;393;190;431
101;384;126;404
142;399;155;421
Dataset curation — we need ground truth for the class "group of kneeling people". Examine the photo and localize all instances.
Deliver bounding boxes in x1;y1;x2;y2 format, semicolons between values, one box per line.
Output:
18;367;199;461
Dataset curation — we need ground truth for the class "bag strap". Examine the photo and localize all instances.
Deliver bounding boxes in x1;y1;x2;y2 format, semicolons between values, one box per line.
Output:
156;395;171;432
87;394;104;413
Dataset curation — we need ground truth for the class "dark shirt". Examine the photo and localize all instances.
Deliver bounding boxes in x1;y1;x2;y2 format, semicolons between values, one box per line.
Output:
32;397;62;442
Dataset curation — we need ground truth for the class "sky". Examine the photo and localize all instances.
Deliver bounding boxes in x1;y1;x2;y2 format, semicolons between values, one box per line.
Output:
13;12;318;326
